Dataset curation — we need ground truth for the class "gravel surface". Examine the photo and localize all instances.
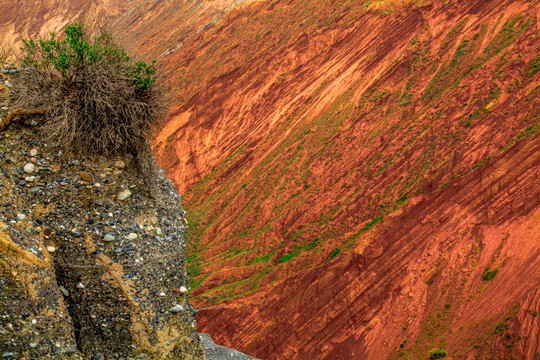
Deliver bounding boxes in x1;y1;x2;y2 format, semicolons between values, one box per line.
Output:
201;333;260;360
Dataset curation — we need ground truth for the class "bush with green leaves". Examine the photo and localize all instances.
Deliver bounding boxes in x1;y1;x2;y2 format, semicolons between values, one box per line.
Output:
429;348;447;359
12;23;164;156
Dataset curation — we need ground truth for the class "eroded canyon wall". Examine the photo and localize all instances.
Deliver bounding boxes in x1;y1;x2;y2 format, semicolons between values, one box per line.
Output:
1;0;539;358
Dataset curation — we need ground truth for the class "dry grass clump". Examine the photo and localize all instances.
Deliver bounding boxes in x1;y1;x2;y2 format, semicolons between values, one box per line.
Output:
10;24;165;158
0;40;14;64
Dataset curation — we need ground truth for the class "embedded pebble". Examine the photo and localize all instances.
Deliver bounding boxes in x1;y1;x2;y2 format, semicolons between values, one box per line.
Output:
80;171;93;182
169;305;184;313
103;234;116;242
179;286;189;294
23;163;35;174
0;113;196;356
59;286;69;296
117;189;132;201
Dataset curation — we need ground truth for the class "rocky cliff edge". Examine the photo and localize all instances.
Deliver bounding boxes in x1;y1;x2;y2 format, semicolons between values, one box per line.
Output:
0;73;205;359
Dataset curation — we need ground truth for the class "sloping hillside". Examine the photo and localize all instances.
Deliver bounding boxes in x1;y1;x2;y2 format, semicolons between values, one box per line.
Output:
151;0;540;358
1;0;539;358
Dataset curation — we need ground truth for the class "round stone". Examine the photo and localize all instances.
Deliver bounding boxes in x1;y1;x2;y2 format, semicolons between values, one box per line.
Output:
179;286;189;294
17;214;26;221
46;246;56;253
126;233;138;241
23;163;35;174
30;149;38;157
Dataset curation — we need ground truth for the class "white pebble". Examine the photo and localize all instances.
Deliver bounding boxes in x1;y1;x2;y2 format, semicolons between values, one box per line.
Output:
30;149;38;157
76;283;85;289
47;246;56;253
169;305;184;313
126;233;138;240
17;214;26;221
23;163;35;174
179;286;189;294
159;291;166;297
117;189;132;201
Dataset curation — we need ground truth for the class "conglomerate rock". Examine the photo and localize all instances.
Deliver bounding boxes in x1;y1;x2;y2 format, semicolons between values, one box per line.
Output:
0;99;204;359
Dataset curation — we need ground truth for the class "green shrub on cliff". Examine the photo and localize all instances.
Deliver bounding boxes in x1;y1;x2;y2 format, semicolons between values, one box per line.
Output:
12;23;164;156
429;348;447;359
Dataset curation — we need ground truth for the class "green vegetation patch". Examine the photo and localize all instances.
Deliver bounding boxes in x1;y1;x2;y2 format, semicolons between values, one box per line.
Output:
429;348;447;359
529;54;540;75
250;251;276;264
469;15;532;73
328;247;341;260
278;250;301;264
472;156;492;169
481;267;498;281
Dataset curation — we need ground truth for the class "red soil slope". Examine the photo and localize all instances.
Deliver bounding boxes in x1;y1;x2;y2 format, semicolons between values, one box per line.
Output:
1;0;539;358
0;0;128;43
151;1;540;358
